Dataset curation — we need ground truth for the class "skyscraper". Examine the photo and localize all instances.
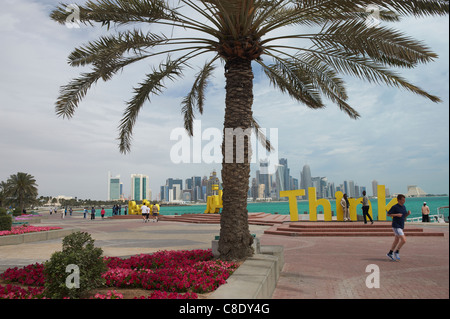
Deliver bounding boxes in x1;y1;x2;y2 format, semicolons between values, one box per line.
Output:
107;172;122;200
279;158;290;191
131;174;149;201
258;160;271;198
300;164;312;199
372;180;378;197
275;164;286;197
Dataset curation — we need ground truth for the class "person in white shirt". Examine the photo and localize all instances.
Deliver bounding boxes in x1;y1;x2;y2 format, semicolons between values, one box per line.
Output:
141;204;150;223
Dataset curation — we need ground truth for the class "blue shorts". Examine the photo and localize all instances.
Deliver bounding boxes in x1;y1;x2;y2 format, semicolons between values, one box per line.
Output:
392;227;405;236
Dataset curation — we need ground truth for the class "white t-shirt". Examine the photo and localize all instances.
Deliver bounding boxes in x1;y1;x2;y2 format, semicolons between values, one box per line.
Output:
141;205;149;215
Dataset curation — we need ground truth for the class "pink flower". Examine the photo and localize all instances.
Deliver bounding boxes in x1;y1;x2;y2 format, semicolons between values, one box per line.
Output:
0;225;62;236
1;249;238;299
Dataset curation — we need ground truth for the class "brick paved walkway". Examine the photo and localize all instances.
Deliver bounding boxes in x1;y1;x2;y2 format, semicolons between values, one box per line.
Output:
1;212;448;299
261;224;449;299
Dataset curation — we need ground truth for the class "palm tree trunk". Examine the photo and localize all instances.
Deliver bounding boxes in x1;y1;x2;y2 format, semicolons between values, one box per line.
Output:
219;58;254;261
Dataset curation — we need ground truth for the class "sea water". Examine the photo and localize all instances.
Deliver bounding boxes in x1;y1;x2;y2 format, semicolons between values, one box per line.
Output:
106;196;448;220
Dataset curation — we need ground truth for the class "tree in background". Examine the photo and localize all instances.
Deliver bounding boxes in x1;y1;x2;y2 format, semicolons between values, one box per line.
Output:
2;172;38;213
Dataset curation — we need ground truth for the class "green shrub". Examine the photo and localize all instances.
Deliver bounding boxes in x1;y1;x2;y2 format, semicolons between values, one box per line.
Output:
12;208;22;217
0;215;12;231
0;208;12;231
43;231;106;299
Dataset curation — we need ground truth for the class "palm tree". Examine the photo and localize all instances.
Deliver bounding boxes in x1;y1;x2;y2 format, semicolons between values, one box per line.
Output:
0;181;8;207
4;172;39;213
50;0;448;260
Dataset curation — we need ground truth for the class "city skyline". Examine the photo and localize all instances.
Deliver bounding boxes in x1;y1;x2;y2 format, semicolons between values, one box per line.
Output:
0;1;448;200
107;157;432;203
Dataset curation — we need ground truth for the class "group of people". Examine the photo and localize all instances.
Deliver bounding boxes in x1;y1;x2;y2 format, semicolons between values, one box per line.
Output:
83;207;123;220
111;204;127;216
339;191;373;224
49;207;74;219
51;204;161;223
140;203;159;223
82;207;99;220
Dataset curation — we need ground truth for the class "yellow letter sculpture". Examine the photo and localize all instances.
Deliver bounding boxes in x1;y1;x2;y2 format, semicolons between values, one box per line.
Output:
204;189;223;214
308;187;332;221
280;189;305;222
377;184;397;221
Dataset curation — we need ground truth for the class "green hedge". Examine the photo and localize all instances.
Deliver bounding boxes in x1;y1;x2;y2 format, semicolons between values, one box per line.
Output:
0;208;12;231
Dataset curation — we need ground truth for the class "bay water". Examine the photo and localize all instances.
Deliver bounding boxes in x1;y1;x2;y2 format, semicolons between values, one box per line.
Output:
107;196;448;220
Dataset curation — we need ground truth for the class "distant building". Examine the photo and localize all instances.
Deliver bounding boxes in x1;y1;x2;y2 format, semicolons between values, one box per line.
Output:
108;172;122;200
372;180;378;197
131;174;149;201
406;185;427;197
300;164;312;199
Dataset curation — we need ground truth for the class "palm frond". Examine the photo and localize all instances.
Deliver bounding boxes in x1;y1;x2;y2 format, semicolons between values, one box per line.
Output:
313;19;438;68
55;56;149;119
372;0;449;17
257;58;325;109
50;0;176;28
68;30;168;67
118;58;185;153
260;0;448;34
251;117;274;152
293;53;360;119
181;58;217;135
310;47;442;102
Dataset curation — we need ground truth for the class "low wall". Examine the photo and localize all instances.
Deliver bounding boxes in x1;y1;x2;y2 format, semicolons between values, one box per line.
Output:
209;245;284;299
0;228;76;246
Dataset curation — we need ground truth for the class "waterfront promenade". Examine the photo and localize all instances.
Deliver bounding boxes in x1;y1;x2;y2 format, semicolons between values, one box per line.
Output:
0;212;448;299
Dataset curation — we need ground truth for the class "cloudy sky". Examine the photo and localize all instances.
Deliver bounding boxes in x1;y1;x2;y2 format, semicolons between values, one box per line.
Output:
1;0;448;200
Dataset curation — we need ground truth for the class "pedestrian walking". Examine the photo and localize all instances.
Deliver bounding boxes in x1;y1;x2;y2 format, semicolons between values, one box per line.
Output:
151;204;159;222
361;191;373;224
91;207;96;220
141;203;150;222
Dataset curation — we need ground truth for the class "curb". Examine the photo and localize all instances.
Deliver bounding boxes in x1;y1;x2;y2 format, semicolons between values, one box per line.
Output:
209;245;284;299
0;228;77;246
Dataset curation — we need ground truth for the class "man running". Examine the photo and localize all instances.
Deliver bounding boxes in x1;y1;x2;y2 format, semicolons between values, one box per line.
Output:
386;194;411;261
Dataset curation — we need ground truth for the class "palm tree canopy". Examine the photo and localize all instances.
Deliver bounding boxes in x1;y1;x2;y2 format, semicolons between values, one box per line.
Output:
3;172;39;210
50;0;448;153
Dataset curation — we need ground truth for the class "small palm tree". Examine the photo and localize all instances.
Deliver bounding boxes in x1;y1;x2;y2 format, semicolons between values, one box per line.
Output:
50;0;448;260
4;172;39;213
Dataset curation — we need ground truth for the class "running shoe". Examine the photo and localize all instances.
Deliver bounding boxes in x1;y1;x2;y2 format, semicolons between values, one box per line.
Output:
394;252;400;261
386;252;396;261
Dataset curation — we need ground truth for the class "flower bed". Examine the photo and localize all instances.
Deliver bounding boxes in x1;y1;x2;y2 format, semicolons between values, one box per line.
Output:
15;214;42;220
0;249;238;299
0;225;62;236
